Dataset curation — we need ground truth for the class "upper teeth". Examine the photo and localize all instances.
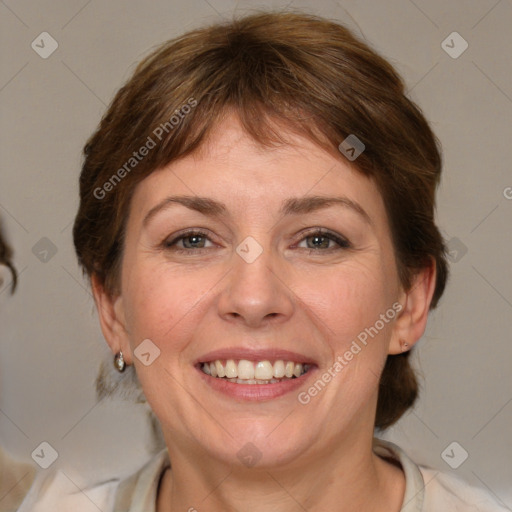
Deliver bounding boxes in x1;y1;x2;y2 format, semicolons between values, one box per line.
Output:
201;359;309;380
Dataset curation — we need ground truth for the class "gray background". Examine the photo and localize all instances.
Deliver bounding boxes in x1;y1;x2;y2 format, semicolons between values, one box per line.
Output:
1;0;511;506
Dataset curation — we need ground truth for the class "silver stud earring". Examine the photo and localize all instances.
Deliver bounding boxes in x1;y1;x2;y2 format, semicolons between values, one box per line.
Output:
400;340;409;352
114;351;126;372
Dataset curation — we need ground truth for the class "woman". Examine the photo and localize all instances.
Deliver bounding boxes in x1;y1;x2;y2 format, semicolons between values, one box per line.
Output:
20;11;509;512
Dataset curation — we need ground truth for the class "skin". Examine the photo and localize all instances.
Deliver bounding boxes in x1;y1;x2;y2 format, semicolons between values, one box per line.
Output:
94;114;436;512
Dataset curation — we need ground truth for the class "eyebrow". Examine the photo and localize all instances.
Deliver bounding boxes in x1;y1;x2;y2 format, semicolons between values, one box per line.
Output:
143;194;372;227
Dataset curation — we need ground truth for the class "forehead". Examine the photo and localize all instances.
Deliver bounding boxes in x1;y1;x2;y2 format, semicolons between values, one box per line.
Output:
129;114;386;225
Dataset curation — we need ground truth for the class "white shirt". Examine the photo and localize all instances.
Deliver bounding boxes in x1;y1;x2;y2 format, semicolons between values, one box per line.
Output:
17;439;511;511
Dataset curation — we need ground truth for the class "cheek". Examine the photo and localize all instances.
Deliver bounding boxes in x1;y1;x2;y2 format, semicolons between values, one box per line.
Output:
297;262;399;417
302;258;398;347
121;259;216;350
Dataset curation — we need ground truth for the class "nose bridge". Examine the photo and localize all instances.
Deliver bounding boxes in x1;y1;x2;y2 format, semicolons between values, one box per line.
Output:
217;235;294;326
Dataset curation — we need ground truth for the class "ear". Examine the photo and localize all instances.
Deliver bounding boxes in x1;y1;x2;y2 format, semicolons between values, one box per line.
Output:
388;259;437;355
91;274;133;364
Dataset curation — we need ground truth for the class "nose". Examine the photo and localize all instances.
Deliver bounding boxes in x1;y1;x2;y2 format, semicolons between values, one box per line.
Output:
217;244;295;328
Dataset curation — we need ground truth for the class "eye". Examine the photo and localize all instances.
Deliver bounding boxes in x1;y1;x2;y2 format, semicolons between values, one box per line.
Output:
162;228;351;255
163;230;214;253
296;229;351;252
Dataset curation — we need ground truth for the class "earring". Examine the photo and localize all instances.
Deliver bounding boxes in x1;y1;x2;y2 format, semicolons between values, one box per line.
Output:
400;340;409;352
114;351;126;372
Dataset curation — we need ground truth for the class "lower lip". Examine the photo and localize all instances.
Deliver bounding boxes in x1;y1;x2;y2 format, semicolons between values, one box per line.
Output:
196;366;317;401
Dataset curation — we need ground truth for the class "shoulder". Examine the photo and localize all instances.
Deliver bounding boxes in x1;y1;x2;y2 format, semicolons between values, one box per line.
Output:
419;466;511;512
114;448;169;511
373;439;511;512
16;449;169;512
16;469;118;512
0;447;36;512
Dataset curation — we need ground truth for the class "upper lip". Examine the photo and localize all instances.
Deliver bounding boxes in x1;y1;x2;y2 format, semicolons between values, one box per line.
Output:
195;347;317;365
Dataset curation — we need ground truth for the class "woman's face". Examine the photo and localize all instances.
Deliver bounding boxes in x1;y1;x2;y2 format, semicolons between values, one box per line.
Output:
106;114;416;468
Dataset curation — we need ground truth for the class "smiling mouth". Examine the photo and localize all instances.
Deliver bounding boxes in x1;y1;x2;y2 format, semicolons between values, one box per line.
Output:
200;359;311;384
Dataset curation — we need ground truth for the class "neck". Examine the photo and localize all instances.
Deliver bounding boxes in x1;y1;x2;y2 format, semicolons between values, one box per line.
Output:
157;431;405;512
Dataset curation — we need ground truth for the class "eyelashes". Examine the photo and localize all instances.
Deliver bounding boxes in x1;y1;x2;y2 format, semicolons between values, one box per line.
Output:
295;229;351;251
161;228;351;255
163;230;213;252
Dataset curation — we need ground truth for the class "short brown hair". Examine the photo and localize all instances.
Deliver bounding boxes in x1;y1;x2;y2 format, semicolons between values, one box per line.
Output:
73;11;448;429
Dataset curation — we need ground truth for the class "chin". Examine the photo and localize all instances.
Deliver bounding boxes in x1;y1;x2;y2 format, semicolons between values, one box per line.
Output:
198;419;316;470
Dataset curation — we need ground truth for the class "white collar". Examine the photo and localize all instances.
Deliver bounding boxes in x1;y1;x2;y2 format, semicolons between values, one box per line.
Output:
116;438;427;511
